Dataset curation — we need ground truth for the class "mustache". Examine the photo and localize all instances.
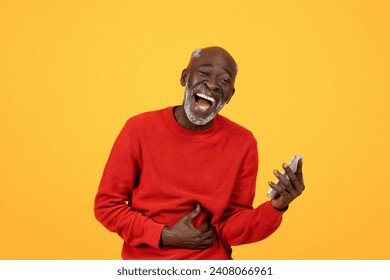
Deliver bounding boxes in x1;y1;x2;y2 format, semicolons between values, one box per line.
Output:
190;84;222;101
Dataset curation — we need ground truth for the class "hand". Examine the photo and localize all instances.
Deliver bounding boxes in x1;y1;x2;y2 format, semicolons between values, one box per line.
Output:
269;159;305;210
160;203;217;249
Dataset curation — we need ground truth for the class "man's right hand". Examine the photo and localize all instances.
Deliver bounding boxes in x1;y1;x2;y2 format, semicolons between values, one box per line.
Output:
160;203;217;249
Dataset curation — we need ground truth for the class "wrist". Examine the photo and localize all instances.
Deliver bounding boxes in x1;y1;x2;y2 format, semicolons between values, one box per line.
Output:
271;200;289;212
160;226;171;247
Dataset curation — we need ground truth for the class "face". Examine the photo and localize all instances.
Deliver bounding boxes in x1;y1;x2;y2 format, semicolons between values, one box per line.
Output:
180;48;236;126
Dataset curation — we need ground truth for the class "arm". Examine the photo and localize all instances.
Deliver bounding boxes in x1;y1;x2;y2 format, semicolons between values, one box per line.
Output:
94;120;164;249
219;137;285;246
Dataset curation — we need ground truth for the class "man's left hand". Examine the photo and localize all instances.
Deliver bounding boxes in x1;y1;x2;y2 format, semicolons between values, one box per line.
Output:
268;159;305;210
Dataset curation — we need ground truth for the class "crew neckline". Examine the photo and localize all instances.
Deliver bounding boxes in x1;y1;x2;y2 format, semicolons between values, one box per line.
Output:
164;106;220;138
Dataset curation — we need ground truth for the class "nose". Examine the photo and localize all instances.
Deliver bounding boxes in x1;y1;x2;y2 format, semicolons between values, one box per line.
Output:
204;77;219;92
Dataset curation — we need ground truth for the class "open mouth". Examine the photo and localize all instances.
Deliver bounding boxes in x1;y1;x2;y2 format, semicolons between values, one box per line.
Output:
194;93;216;109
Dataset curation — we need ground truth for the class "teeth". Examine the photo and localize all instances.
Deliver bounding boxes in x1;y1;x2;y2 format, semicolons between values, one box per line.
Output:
196;93;215;103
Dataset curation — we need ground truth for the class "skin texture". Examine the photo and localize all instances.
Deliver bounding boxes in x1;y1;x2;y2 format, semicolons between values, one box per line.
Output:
161;46;305;249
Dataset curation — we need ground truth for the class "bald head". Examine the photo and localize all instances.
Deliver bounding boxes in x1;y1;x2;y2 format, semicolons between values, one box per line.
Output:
187;46;238;77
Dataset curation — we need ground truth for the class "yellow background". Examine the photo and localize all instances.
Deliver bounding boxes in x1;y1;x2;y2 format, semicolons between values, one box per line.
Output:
1;0;389;259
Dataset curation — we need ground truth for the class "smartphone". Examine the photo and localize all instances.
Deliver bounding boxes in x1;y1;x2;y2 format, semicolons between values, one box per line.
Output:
267;155;303;199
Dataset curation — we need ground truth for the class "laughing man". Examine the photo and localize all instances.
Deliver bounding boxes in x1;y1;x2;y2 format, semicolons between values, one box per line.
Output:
94;46;305;259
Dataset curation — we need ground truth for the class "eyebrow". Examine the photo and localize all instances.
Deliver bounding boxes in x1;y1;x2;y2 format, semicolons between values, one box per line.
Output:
198;63;233;78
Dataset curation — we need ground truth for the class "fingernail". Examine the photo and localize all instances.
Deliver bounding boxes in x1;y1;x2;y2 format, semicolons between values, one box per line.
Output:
273;170;278;175
282;163;288;168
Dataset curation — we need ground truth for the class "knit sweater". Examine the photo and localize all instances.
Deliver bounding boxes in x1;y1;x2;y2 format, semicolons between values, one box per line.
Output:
94;106;284;259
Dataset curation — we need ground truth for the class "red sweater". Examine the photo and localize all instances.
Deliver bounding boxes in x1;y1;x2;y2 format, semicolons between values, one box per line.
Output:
94;107;284;259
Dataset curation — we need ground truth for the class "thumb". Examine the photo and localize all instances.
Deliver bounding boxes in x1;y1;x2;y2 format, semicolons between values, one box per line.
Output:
184;203;201;222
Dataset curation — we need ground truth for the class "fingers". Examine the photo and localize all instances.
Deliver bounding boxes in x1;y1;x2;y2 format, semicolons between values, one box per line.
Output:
285;160;305;193
200;227;216;239
273;162;304;195
282;163;302;194
273;169;294;194
268;180;285;196
188;212;216;249
197;220;216;240
197;219;210;233
168;204;217;249
195;225;217;249
196;234;217;249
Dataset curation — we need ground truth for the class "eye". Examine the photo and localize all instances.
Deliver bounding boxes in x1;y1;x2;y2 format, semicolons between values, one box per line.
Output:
199;70;209;76
222;78;231;84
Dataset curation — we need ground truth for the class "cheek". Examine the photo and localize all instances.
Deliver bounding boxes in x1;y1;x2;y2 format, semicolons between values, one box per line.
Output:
188;74;205;86
222;90;234;102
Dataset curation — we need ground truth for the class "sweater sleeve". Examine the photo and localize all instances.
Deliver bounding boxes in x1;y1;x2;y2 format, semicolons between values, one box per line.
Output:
219;136;286;246
94;120;165;249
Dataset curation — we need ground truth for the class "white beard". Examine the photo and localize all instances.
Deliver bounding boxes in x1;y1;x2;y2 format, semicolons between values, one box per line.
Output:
183;84;226;126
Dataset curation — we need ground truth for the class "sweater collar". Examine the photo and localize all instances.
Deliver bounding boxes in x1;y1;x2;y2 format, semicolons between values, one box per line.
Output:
164;106;220;138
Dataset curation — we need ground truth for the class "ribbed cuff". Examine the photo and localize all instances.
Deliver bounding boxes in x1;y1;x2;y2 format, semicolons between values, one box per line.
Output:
262;200;287;220
143;220;166;249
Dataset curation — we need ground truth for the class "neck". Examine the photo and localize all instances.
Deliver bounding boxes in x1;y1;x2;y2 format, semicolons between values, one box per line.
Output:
173;106;214;131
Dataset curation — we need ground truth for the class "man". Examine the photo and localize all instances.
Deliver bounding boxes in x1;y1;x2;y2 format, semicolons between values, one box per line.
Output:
94;46;305;259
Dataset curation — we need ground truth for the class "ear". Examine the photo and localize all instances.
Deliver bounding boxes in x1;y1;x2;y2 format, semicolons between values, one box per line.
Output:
226;88;235;104
180;68;188;86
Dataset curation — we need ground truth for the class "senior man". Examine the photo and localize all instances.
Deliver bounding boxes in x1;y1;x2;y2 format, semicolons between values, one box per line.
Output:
94;46;305;259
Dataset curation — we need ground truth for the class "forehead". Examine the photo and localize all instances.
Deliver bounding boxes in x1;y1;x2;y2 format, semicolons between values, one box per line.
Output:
189;49;237;77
